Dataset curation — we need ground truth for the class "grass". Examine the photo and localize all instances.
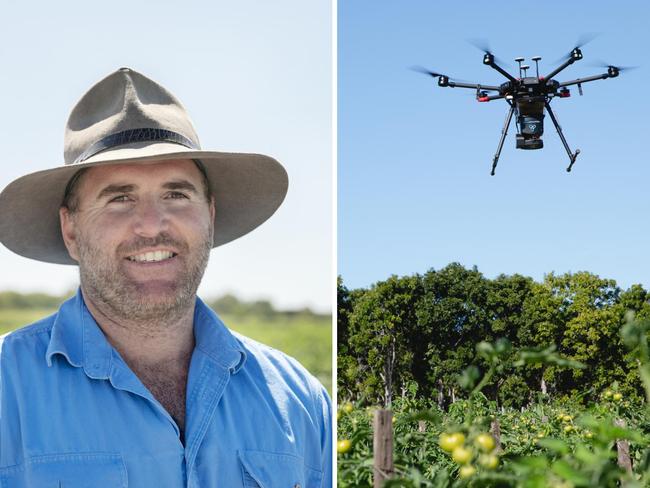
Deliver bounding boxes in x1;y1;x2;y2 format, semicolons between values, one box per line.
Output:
0;309;57;334
0;308;332;394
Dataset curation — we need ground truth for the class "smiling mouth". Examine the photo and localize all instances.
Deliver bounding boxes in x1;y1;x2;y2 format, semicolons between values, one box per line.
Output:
126;250;178;263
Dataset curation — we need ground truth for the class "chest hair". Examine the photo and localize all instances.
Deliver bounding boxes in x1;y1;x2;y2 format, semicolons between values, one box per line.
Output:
133;364;188;434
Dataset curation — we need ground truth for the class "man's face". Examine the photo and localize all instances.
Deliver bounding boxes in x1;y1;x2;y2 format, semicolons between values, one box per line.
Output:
59;159;215;322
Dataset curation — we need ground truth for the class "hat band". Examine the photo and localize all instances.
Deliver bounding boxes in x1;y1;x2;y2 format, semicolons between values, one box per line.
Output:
73;128;199;164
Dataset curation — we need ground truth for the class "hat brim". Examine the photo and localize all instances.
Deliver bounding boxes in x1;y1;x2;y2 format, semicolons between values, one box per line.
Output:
0;142;288;264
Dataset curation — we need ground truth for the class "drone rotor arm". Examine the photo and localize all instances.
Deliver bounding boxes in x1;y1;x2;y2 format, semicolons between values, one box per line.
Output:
447;81;501;91
485;60;518;83
544;57;579;82
558;72;612;88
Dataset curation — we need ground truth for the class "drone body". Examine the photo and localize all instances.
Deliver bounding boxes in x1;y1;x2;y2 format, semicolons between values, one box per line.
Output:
417;45;627;175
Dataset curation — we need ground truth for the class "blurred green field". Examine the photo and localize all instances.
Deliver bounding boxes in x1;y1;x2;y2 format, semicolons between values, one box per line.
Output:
0;308;332;394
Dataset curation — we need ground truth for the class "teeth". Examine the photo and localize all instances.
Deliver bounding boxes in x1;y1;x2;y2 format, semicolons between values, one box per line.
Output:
128;251;175;263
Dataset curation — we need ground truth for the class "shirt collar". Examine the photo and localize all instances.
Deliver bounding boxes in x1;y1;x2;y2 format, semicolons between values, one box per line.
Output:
45;289;247;376
45;288;113;379
192;297;247;374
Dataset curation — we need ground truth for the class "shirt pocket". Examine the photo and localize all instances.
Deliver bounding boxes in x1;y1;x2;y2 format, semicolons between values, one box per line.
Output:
0;452;128;488
238;449;323;488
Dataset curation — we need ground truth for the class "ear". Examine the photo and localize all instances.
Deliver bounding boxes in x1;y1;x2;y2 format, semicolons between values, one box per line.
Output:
209;196;216;222
59;207;80;262
207;196;216;242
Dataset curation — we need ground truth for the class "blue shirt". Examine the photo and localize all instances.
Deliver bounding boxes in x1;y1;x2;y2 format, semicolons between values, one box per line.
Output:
0;290;331;487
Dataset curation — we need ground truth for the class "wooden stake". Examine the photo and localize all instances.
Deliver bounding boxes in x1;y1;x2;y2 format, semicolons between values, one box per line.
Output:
490;418;502;452
373;409;394;487
615;418;633;473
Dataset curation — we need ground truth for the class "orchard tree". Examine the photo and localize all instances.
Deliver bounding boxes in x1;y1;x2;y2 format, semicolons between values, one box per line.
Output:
539;272;623;398
347;274;422;406
416;264;491;404
337;278;367;401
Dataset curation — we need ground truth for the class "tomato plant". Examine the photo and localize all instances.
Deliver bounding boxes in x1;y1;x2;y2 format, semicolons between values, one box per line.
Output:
338;315;650;487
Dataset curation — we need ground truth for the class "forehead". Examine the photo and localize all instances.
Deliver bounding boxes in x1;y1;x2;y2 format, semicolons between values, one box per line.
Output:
79;159;202;192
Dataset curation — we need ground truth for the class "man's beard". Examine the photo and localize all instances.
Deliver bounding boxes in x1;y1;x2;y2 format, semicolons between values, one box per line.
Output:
76;229;212;324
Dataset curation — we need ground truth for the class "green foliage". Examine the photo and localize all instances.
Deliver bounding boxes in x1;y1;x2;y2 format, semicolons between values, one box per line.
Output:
207;293;328;322
0;290;74;309
0;309;57;334
338;333;650;487
338;265;650;407
343;275;423;406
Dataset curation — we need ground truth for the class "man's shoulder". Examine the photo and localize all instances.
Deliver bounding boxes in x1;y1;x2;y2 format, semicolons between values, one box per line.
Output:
230;330;328;400
231;330;313;378
0;313;57;357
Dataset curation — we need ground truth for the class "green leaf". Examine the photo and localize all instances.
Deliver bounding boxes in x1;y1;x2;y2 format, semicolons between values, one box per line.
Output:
458;365;480;391
537;438;570;455
573;445;600;465
551;459;591;486
511;455;549;469
494;338;512;355
476;341;495;359
405;409;442;425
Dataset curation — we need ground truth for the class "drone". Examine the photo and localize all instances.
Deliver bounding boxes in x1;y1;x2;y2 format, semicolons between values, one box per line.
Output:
415;42;632;175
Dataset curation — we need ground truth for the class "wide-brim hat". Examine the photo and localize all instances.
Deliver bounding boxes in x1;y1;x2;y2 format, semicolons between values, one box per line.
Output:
0;68;288;264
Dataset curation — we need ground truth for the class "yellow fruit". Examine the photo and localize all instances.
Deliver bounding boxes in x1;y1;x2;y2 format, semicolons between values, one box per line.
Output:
336;411;341;421
342;403;353;413
452;446;473;465
459;465;476;478
474;433;496;453
479;454;499;469
564;425;573;433
604;390;613;398
439;432;465;453
563;415;573;422
337;439;352;453
537;432;545;439
613;393;623;401
584;431;593;439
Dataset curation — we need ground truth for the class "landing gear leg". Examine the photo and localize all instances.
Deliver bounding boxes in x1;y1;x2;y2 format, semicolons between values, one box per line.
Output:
545;102;580;172
491;104;515;176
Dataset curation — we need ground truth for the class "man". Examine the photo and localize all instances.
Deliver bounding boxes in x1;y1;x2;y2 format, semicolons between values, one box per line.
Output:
0;68;331;487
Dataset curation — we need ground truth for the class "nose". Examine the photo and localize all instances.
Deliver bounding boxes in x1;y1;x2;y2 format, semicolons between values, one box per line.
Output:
132;197;169;237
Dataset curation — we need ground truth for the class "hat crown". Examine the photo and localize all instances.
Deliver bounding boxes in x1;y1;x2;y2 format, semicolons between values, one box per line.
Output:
64;68;200;165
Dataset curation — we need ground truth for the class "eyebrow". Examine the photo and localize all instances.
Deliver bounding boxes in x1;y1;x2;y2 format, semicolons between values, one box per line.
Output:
97;184;136;200
162;180;199;194
96;180;199;200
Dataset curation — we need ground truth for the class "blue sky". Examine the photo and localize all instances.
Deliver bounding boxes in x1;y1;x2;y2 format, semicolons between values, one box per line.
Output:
0;0;331;312
339;1;650;292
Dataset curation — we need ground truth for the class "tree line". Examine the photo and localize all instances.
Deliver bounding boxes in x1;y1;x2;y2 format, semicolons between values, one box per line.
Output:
338;263;650;408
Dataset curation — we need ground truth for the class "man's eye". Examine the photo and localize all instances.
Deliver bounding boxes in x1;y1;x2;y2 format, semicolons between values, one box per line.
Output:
109;195;131;203
167;192;189;199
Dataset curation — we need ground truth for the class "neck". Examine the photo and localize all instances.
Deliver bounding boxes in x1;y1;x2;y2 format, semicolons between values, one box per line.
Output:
81;286;196;367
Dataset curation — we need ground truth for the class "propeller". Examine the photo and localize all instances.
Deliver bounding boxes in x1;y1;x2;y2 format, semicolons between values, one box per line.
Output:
467;38;509;66
553;33;600;63
410;65;447;78
409;65;472;83
586;60;638;73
